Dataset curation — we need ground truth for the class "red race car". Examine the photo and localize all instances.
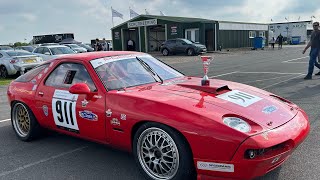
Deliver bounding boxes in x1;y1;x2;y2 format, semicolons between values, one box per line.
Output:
7;51;310;180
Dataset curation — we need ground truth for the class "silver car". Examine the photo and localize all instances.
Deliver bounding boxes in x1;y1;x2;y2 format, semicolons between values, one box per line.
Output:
64;44;87;53
32;45;76;61
0;50;44;78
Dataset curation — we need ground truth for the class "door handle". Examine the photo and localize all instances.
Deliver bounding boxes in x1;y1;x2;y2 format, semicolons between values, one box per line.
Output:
38;92;44;96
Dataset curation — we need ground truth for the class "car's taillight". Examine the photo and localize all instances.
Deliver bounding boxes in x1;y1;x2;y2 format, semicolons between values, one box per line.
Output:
10;58;19;64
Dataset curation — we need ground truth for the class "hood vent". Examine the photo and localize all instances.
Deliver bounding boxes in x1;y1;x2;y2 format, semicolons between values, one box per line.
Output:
177;84;231;95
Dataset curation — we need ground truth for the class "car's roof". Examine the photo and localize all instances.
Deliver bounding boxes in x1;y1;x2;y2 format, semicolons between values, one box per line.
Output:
49;51;145;62
37;45;68;48
2;49;30;53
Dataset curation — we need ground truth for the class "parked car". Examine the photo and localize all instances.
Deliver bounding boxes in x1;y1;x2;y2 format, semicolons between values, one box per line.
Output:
64;44;87;53
32;45;75;61
0;50;43;78
40;43;59;46
16;46;35;52
0;46;13;50
7;51;309;180
77;43;94;52
160;38;207;56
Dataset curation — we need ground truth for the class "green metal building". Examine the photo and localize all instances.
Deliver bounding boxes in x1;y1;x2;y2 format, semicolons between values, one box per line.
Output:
111;15;268;52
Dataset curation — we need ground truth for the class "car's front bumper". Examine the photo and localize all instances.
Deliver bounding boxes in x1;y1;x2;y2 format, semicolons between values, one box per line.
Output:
196;110;310;180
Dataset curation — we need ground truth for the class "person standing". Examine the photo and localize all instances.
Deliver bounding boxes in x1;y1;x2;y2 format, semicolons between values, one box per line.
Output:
270;37;276;49
302;22;320;80
95;38;103;51
277;34;284;49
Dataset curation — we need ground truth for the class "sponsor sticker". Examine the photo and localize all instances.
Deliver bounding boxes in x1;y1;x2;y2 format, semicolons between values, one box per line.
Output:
262;105;278;114
42;105;48;116
32;85;38;91
44;68;49;74
120;114;126;120
53;90;78;101
31;79;37;84
216;90;262;107
106;109;112;117
81;99;88;107
111;118;120;126
38;74;43;79
197;161;234;172
79;110;98;121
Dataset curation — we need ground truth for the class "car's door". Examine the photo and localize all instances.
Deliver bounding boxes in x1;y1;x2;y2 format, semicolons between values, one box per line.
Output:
35;61;106;142
175;39;188;53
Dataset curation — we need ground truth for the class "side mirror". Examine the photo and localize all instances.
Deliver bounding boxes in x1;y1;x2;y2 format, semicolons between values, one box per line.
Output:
69;83;91;95
44;52;51;55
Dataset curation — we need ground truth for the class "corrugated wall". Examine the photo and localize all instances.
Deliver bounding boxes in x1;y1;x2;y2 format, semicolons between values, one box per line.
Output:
218;30;255;49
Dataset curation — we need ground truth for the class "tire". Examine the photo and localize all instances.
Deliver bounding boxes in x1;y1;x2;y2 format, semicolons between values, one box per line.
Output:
0;66;8;78
11;102;42;141
187;48;195;56
133;122;195;180
162;48;169;56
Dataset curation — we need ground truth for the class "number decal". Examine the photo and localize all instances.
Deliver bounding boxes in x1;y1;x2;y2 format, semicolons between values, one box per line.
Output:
228;91;255;103
52;90;79;132
216;90;262;107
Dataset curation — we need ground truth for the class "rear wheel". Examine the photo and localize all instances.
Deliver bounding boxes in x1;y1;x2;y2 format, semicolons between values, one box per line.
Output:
0;66;8;78
162;48;169;56
133;122;195;180
11;102;41;141
187;48;195;56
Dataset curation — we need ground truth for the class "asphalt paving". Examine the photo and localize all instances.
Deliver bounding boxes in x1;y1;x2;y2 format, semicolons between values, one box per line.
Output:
0;45;319;180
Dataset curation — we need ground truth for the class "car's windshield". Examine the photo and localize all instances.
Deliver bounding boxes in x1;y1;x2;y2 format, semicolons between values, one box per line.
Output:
0;46;13;50
92;55;184;90
7;50;33;57
181;39;193;44
50;47;75;55
68;44;81;48
20;46;34;52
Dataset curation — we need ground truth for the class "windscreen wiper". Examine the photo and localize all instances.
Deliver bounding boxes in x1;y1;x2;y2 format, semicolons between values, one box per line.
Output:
136;57;163;84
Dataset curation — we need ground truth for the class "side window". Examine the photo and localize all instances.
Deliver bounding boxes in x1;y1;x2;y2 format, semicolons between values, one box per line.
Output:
35;47;44;54
45;63;97;91
176;40;184;45
0;53;3;58
43;48;50;55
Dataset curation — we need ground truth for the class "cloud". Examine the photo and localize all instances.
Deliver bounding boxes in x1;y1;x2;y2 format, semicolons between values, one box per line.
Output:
20;13;37;22
0;0;319;44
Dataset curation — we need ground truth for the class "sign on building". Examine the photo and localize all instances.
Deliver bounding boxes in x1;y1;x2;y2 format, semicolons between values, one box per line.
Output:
128;19;157;28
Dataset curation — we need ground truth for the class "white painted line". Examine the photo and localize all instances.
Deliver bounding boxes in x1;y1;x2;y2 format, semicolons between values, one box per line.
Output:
237;72;303;75
210;71;238;78
242;74;294;83
285;62;308;64
0;119;10;123
262;74;305;89
0;146;88;177
282;56;308;63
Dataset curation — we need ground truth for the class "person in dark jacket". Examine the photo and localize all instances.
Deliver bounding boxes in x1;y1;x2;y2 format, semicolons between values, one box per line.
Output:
277;34;284;49
302;22;320;79
95;38;103;51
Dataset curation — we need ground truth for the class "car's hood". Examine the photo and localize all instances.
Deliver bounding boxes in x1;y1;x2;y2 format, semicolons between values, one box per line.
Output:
129;77;298;130
193;43;206;48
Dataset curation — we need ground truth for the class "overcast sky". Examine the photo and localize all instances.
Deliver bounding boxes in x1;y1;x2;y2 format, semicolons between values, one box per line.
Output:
1;0;320;44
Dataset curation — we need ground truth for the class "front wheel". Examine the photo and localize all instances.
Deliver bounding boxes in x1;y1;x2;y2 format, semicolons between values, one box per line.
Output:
162;48;169;56
133;122;195;180
11;102;42;141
